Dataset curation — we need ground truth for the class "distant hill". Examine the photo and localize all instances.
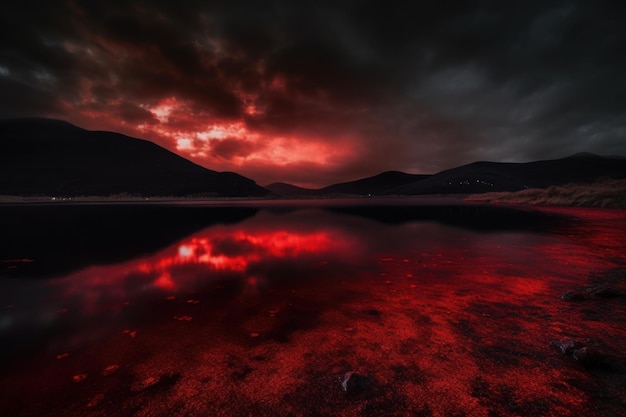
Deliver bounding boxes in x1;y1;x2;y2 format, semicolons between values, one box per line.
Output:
4;119;624;199
264;182;319;197
0;118;269;197
388;154;626;195
266;171;431;197
318;171;430;195
268;154;626;197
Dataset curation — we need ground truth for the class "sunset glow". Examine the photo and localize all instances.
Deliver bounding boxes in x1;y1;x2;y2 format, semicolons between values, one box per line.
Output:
124;96;354;180
5;2;624;187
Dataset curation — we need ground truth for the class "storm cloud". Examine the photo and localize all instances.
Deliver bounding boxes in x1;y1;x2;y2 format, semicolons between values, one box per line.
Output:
1;0;625;186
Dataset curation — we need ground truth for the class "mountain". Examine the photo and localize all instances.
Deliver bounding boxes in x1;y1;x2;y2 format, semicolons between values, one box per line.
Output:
0;118;269;197
388;154;626;195
268;154;626;197
5;119;623;198
264;182;318;197
318;171;431;195
266;171;431;197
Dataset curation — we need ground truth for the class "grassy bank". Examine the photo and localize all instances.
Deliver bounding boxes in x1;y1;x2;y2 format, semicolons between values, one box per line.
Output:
466;178;626;209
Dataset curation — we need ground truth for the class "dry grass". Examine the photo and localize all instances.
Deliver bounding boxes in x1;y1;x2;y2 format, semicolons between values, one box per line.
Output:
466;178;626;209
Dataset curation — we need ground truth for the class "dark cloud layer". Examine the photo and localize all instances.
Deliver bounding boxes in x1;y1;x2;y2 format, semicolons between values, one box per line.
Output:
1;0;625;186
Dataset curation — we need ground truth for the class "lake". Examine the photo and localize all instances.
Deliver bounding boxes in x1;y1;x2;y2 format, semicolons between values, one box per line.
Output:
1;199;625;416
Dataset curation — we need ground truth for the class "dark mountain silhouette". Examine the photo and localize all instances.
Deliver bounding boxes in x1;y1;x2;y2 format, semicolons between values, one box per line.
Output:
4;119;624;198
388;154;626;195
318;171;430;195
266;171;431;197
264;182;319;197
268;154;626;197
0;118;269;197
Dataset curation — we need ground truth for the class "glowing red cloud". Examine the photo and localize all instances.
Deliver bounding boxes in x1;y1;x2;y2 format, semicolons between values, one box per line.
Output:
48;37;366;188
134;99;352;168
55;90;359;187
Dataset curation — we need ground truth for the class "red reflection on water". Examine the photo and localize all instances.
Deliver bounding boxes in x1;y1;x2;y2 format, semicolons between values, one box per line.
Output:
153;271;175;291
2;207;625;416
141;229;345;291
49;223;359;310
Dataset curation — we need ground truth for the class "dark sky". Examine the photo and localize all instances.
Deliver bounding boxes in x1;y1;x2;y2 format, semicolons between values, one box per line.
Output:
2;1;625;187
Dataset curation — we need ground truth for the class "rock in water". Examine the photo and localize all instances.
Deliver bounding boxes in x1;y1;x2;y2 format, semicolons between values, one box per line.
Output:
551;340;586;355
341;371;370;395
560;292;586;301
587;286;622;298
551;340;609;369
572;347;602;365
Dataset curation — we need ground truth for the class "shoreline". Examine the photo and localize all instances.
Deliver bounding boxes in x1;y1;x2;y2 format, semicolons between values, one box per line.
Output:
466;179;626;210
0;194;470;207
2;187;625;210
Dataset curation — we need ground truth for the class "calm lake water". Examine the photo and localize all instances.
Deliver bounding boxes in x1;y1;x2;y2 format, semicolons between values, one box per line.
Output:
1;199;625;416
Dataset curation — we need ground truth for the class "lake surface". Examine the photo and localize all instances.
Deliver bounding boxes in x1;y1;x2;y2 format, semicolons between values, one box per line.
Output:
1;199;625;416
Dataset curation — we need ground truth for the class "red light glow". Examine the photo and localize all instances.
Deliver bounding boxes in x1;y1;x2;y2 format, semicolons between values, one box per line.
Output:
140;229;341;278
53;222;359;308
2;207;625;416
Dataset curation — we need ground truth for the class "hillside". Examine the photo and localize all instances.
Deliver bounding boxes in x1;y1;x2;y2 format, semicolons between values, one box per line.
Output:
318;171;430;195
0;118;269;197
264;182;319;197
267;154;626;198
387;154;626;195
266;171;431;197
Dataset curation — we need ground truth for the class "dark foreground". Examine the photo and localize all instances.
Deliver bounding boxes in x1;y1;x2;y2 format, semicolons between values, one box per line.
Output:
1;200;625;416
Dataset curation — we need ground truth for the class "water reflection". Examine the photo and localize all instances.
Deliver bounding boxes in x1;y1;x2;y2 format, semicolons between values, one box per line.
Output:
0;204;259;278
137;225;359;292
1;203;625;417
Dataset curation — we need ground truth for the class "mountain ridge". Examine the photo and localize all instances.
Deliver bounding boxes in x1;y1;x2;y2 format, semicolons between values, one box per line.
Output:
386;153;626;195
3;118;625;198
265;171;431;197
268;154;626;197
0;118;269;197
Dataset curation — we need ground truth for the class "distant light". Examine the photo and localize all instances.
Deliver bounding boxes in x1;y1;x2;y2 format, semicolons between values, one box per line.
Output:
178;245;193;257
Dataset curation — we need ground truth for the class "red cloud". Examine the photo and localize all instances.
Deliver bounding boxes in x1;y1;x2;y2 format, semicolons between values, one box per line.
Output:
15;1;485;187
209;137;261;161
